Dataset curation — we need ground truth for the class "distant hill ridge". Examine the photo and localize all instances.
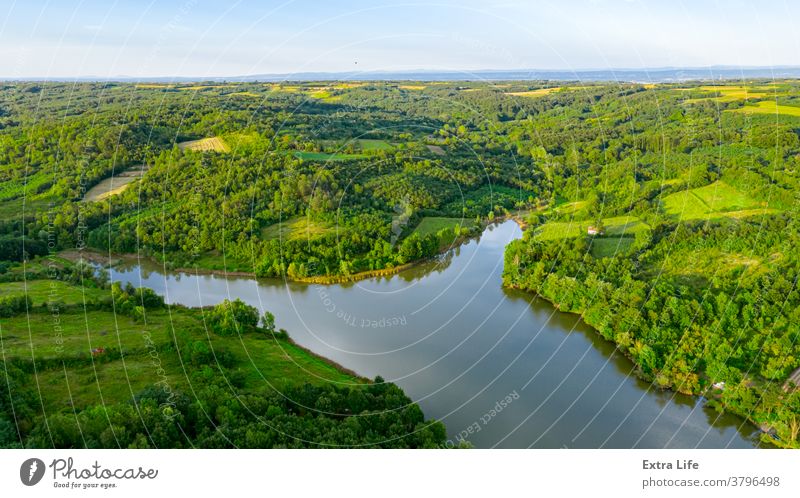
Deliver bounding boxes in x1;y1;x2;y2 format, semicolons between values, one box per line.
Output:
8;66;800;83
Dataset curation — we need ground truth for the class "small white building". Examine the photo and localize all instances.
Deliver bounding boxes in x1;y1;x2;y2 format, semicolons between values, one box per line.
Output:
587;226;602;235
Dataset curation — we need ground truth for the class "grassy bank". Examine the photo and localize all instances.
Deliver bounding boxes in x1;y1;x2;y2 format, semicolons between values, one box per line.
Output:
0;279;448;448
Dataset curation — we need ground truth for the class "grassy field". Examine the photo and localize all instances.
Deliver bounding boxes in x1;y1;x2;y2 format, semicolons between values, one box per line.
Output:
330;82;364;89
0;304;358;413
134;83;173;89
178;137;230;153
426;145;445;156
176;85;231;91
0;255;71;279
534;215;649;241
82;166;148;202
642;247;770;288
506;87;560;98
412;217;475;238
551;200;589;217
0;306;167;359
0;171;52;202
227;91;261;97
411;217;477;248
399;85;426;90
357;139;394;151
261;217;335;242
308;88;333;99
661;181;774;221
692;85;768;102
590;237;635;258
727;100;800;117
0;279;107;306
0;196;53;221
0;276;359;415
293;150;366;161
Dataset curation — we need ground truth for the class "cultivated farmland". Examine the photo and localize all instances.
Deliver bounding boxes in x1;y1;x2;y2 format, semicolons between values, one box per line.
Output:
177;136;230;152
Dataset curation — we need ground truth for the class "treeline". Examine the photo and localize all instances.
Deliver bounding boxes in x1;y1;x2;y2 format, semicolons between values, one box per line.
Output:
1;362;447;448
0;294;448;448
504;214;800;446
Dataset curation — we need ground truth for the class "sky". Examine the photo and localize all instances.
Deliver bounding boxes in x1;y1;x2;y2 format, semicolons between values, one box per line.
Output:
0;0;798;78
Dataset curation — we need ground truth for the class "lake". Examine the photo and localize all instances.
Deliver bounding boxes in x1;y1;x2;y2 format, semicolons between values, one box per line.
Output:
107;220;760;448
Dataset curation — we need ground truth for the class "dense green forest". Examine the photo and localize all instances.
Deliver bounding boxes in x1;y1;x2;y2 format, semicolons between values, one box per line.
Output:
498;82;800;447
0;81;539;279
2;79;800;447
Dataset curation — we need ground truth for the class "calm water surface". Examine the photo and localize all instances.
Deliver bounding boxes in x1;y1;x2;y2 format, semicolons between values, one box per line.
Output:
108;221;760;448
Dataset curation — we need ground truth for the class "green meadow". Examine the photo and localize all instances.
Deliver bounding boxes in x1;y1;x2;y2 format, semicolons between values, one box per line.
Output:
261;217;335;242
661;181;776;221
0;281;358;415
0;280;107;306
728;100;800;117
411;216;474;238
533;215;649;241
589;236;636;258
293;151;367;161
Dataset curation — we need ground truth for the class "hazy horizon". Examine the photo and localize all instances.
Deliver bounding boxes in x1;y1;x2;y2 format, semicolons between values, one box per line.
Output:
5;66;800;84
2;0;799;79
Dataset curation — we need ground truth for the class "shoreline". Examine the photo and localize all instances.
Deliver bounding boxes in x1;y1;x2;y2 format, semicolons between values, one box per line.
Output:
51;212;776;447
502;280;777;447
60;212;530;285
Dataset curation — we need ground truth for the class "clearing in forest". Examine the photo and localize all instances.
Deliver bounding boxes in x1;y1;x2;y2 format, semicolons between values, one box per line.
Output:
534;215;649;241
293;150;366;161
641;247;770;289
178;137;230;153
0;294;355;410
727;101;800;117
589;237;636;258
691;85;768;102
661;181;776;221
82;165;148;202
412;217;477;248
551;200;588;216
177;85;231;91
0;279;107;306
227;91;260;97
357;139;394;151
426;145;445;155
506;87;561;98
412;217;475;238
135;83;173;89
261;217;335;242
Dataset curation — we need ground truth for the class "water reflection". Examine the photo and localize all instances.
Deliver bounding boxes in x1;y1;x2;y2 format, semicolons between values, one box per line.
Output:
105;221;761;449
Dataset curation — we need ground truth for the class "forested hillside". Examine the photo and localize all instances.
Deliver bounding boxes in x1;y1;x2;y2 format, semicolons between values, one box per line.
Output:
498;82;800;447
2;79;800;447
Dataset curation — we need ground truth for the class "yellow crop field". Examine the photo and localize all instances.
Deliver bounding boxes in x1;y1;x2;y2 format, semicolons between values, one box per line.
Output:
135;83;173;89
272;85;301;93
728;100;800;117
506;87;560;98
177;85;231;91
330;82;364;89
689;85;767;102
177;137;230;152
